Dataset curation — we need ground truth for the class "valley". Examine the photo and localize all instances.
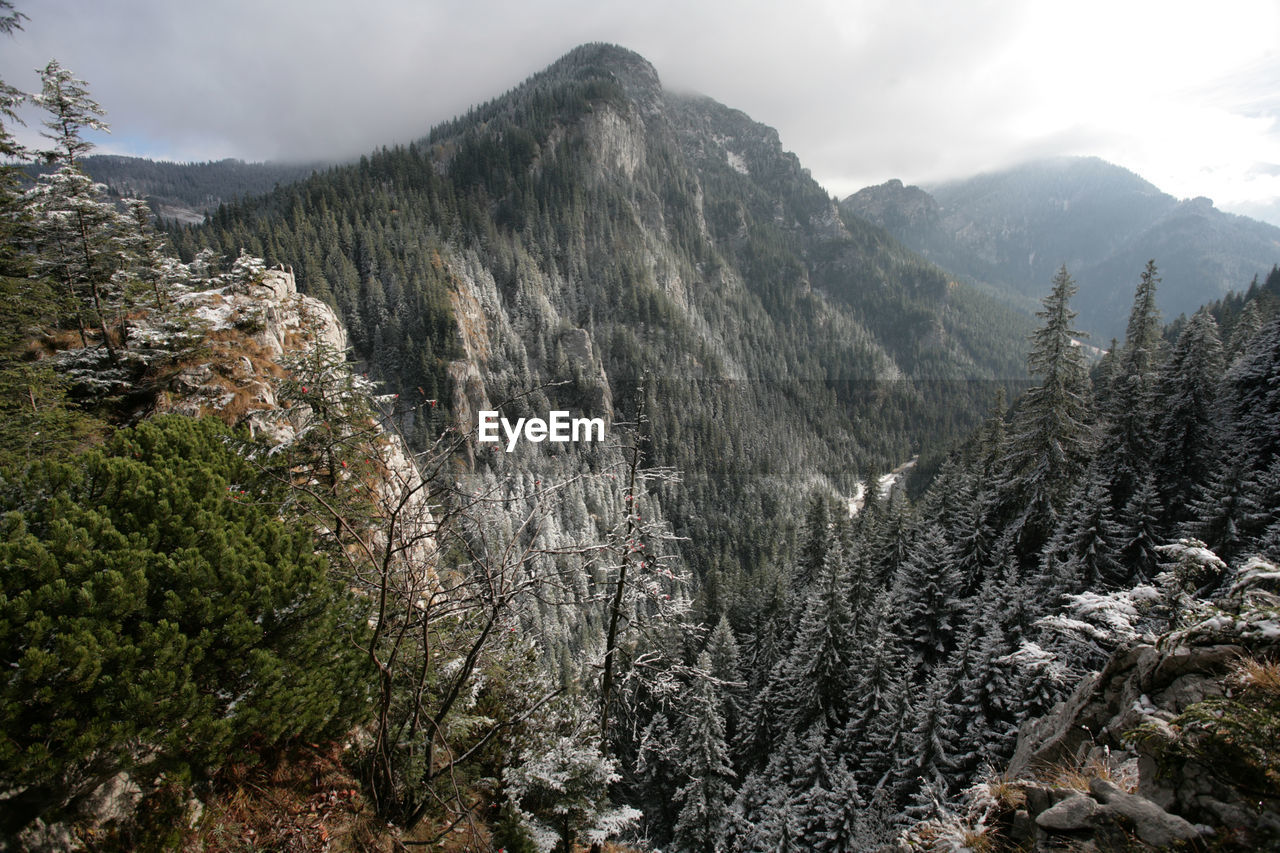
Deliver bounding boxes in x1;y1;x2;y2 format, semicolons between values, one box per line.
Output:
2;30;1279;853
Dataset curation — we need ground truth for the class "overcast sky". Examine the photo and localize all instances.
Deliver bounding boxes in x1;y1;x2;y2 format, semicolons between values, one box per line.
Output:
4;0;1280;224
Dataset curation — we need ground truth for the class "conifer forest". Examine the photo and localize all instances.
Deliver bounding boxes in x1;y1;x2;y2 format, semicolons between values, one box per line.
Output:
2;8;1280;851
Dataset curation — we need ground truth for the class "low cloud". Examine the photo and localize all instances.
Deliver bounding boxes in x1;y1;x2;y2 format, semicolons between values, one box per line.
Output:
2;0;1277;221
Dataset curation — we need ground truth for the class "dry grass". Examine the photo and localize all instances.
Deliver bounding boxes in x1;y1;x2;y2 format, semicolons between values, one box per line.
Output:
27;328;88;358
1036;752;1138;794
196;743;385;852
211;385;267;425
961;826;999;853
985;776;1027;811
1232;655;1280;696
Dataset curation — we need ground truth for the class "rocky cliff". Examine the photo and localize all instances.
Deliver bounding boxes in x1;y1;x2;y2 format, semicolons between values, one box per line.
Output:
899;555;1280;851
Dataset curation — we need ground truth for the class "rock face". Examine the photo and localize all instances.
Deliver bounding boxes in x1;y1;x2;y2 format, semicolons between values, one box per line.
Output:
1000;574;1280;849
155;267;346;444
1089;778;1199;847
1008;779;1201;849
1009;640;1242;778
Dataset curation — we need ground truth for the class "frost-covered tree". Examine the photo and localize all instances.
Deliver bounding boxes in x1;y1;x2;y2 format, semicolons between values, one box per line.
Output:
779;536;856;732
504;732;640;853
952;596;1019;768
894;662;964;805
788;732;865;853
888;522;963;679
1189;313;1280;559
999;266;1094;562
635;711;681;841
1118;472;1164;583
1152;308;1224;529
32;59;106;166
1096;260;1163;513
1039;473;1124;593
672;651;737;853
22;62;135;357
704;614;746;745
24;165;131;354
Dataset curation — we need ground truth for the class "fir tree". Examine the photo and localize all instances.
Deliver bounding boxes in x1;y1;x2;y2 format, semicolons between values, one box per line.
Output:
1118;472;1164;582
704;614;746;747
23;62;133;357
893;662;964;806
780;536;856;732
1096;260;1163;513
1039;472;1124;592
1152;308;1225;529
672;652;737;853
888;522;963;680
999;265;1094;562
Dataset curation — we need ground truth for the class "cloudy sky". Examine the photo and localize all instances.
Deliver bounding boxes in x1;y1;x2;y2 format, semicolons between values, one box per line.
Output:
4;0;1280;223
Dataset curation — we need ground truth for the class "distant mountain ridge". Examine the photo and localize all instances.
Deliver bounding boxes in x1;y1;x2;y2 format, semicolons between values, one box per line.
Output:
23;155;328;224
183;42;1034;578
843;156;1280;340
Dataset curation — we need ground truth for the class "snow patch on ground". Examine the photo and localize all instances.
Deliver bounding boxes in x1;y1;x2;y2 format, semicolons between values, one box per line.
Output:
191;300;233;330
847;457;918;516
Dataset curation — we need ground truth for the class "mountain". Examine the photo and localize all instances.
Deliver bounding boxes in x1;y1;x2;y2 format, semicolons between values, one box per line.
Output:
9;40;1280;851
182;42;1034;579
23;154;327;224
843;156;1280;340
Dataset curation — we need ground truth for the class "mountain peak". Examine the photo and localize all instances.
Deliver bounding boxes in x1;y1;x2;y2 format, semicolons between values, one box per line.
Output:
544;43;662;105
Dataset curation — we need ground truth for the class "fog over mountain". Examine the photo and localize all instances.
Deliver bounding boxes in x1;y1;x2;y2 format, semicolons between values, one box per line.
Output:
2;0;1279;224
5;6;1280;847
843;157;1280;340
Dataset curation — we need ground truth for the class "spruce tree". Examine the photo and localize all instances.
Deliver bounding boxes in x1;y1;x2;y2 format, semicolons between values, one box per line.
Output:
24;62;133;357
1096;261;1163;513
780;536;856;732
705;614;746;748
1118;472;1164;582
1152;309;1225;529
1039;473;1124;592
672;652;737;853
887;522;963;680
1000;266;1094;563
893;662;963;807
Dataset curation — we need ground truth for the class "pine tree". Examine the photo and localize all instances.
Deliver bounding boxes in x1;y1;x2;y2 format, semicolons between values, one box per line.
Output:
0;417;370;833
1152;309;1224;530
1096;261;1163;513
672;652;737;853
779;536;856;732
999;266;1094;562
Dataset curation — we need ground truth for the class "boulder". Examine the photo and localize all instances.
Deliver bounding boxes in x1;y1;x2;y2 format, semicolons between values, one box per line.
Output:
1035;793;1101;832
1089;778;1200;846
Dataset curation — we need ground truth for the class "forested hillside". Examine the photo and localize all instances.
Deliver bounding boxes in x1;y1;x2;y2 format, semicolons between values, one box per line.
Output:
22;154;326;224
843;157;1280;341
4;24;1280;851
178;43;1033;583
